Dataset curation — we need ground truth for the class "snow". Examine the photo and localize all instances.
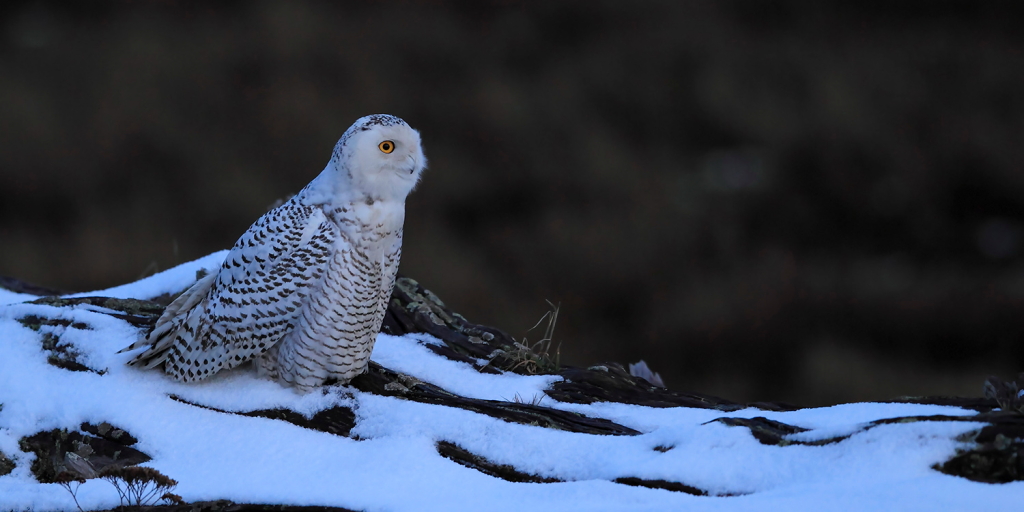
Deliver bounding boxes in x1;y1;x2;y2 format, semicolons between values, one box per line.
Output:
0;253;1020;511
67;250;230;301
0;289;36;306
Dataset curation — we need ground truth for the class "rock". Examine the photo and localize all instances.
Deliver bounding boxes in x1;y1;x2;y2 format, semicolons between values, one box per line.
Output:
0;450;15;476
5;271;1023;512
19;424;151;483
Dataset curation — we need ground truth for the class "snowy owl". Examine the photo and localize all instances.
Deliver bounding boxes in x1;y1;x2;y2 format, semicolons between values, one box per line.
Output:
120;114;426;392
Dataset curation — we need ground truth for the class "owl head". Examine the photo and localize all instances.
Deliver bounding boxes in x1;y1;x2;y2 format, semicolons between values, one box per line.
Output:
331;114;426;203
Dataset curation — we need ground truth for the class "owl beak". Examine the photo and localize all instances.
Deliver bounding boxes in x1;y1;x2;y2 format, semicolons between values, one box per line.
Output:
404;155;418;174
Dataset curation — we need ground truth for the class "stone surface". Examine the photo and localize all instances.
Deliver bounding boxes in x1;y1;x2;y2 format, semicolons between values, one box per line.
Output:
19;424;151;483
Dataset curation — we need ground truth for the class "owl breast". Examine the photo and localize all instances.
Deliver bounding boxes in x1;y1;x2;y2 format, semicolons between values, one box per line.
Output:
256;201;405;391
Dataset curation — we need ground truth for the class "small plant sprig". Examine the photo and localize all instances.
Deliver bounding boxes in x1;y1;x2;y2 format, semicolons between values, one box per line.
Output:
54;472;87;512
99;466;181;507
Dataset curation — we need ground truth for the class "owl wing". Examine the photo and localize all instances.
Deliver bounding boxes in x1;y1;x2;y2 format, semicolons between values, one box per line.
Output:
377;229;403;329
124;200;337;382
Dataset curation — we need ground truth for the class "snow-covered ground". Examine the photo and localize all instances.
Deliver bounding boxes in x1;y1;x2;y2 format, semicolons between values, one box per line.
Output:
0;254;1019;511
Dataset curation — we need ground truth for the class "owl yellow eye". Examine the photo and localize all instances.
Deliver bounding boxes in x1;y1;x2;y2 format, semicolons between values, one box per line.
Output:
378;140;395;154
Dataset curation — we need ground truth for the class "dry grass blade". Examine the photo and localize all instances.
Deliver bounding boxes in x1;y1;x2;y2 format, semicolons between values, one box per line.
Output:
54;471;87;512
983;374;1024;414
500;301;561;375
99;466;179;507
509;392;546;406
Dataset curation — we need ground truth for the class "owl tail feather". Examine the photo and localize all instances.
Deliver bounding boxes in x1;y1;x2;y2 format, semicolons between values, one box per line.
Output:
119;271;219;367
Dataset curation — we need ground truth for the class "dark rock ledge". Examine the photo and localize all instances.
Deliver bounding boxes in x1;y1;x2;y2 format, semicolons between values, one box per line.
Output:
1;274;1022;511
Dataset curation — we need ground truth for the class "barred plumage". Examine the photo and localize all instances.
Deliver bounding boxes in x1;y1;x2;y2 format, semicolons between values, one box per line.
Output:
120;114;426;392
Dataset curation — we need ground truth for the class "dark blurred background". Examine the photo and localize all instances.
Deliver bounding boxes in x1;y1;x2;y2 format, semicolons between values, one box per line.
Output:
2;0;1023;406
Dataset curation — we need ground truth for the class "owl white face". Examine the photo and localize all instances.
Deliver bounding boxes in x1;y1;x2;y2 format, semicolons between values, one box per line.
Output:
336;114;426;203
